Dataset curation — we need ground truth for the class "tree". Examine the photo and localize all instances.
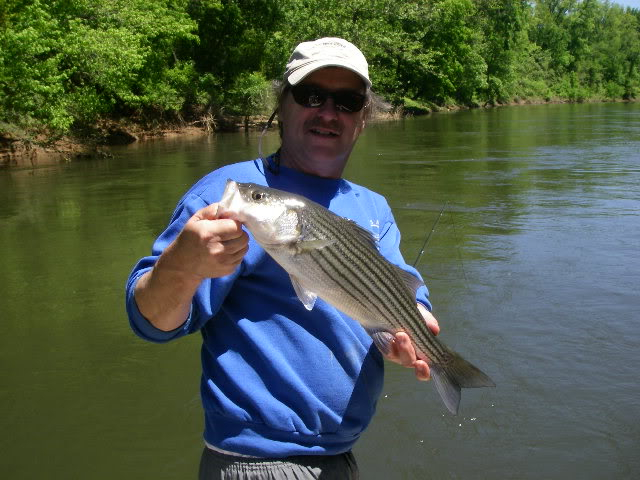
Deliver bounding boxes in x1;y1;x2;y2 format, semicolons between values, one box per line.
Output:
0;0;199;135
418;0;487;105
3;0;640;140
187;0;283;112
0;0;70;133
473;0;530;102
594;3;640;98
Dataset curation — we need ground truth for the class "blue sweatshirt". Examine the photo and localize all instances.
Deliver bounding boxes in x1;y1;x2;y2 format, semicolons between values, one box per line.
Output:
125;157;430;457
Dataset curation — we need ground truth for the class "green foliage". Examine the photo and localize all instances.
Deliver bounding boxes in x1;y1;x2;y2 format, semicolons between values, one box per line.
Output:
525;0;640;103
0;1;71;132
187;0;282;88
473;0;530;102
1;0;639;139
0;0;198;135
555;73;590;102
401;97;432;115
224;72;273;116
419;0;488;105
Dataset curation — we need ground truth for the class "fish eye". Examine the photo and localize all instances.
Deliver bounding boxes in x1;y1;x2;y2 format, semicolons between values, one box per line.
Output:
251;191;265;201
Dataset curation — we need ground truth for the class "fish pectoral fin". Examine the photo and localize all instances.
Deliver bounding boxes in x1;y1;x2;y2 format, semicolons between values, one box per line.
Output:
290;275;318;310
294;238;336;254
365;327;396;356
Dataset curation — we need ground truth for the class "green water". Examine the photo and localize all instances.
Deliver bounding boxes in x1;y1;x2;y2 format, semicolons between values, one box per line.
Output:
2;103;639;479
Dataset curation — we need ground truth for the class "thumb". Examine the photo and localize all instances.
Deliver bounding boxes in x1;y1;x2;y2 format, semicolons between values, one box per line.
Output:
193;203;221;221
190;204;244;239
417;303;440;336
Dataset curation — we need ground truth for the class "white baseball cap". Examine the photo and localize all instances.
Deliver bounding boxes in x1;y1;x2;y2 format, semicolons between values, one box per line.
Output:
283;37;371;88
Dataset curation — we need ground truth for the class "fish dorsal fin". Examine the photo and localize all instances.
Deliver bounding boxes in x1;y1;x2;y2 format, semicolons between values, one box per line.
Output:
341;218;378;250
290;274;317;310
393;265;424;296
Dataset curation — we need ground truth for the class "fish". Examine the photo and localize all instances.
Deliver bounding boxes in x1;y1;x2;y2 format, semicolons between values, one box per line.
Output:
217;179;495;414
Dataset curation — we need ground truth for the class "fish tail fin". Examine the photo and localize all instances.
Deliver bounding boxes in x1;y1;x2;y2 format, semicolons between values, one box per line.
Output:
430;352;495;415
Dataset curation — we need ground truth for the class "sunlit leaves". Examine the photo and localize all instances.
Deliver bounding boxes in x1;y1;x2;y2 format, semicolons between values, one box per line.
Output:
0;0;198;133
1;0;639;138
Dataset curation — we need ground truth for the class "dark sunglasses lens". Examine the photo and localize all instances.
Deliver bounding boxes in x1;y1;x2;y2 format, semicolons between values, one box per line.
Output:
292;86;326;108
333;91;366;112
291;85;366;112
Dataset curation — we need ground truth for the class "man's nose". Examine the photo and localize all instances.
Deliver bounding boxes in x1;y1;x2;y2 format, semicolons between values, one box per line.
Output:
315;96;339;119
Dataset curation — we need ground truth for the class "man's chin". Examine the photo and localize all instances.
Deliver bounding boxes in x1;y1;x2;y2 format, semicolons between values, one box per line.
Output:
306;148;346;165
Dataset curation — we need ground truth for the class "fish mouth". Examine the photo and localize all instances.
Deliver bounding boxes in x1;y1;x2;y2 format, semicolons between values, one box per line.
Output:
217;179;240;220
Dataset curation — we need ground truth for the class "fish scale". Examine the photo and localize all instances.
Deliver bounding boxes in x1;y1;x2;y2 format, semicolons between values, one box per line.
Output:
306;209;443;360
217;180;495;414
306;209;407;315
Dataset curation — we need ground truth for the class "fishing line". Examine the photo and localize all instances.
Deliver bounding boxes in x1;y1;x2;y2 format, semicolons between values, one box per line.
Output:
258;109;278;172
412;201;448;268
449;207;469;287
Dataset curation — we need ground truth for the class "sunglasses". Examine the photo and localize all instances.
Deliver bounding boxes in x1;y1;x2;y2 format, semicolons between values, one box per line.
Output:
290;84;367;113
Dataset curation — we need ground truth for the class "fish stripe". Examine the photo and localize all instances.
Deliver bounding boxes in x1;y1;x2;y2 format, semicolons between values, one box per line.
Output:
309;215;393;320
304;206;446;361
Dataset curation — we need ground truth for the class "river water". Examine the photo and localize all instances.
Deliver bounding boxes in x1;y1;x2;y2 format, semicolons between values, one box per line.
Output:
1;103;639;479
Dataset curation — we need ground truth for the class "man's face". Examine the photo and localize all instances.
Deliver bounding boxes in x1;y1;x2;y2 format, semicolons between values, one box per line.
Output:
279;67;367;178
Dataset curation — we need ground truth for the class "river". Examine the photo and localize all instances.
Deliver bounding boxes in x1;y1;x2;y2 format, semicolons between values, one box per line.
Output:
1;102;639;479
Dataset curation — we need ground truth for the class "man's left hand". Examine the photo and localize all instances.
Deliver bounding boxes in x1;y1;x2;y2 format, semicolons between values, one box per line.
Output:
383;303;440;381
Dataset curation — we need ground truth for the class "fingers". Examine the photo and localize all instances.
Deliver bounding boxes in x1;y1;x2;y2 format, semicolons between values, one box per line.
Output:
389;331;431;381
413;360;431;381
210;234;249;269
390;332;415;367
192;204;245;241
203;223;249;276
384;305;441;382
218;233;249;256
417;303;440;335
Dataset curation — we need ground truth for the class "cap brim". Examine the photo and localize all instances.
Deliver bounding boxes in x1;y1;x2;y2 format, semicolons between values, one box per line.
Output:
286;60;371;88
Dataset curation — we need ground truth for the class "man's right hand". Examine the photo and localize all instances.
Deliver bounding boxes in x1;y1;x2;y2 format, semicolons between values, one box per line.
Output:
133;203;249;332
161;203;249;280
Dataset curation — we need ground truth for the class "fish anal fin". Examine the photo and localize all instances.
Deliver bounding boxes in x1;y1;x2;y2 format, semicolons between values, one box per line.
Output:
365;327;396;356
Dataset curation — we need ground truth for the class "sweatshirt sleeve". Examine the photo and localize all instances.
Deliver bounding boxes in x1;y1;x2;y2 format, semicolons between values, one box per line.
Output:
125;193;242;343
377;201;432;311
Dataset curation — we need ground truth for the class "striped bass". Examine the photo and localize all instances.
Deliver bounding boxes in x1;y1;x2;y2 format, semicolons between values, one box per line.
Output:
217;180;495;414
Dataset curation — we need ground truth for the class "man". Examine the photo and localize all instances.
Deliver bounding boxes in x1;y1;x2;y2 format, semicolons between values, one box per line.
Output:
126;37;440;479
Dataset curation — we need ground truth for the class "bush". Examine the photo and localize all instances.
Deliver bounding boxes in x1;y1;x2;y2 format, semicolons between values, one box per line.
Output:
604;81;626;100
401;97;432;115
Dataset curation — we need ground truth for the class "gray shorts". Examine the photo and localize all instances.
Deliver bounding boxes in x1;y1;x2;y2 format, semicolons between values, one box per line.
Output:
198;446;359;480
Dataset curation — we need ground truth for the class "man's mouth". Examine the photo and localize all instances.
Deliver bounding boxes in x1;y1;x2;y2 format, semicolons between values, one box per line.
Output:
309;127;339;137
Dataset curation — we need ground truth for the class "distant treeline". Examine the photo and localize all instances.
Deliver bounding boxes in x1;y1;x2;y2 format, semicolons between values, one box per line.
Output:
1;0;639;138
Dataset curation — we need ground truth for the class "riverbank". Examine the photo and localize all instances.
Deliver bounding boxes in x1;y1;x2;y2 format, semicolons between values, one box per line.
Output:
1;97;635;168
0;114;279;168
0;120;212;168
